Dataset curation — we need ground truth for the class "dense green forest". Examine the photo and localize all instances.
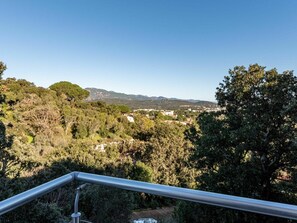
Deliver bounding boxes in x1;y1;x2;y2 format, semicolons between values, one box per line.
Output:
0;62;297;223
0;62;196;222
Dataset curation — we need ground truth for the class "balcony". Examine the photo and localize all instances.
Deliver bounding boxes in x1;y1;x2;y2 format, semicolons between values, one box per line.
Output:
1;172;297;222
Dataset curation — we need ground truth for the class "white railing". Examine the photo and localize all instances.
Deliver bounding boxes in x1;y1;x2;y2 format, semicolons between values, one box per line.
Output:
1;171;297;222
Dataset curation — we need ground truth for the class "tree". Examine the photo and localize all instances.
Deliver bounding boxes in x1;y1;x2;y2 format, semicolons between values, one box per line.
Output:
0;61;7;80
0;121;14;177
0;68;20;177
130;161;153;182
80;185;135;223
49;81;89;101
176;64;297;223
145;123;195;187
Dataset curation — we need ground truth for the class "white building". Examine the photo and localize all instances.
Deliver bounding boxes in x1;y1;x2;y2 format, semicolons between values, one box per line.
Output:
126;115;135;123
94;144;106;152
161;110;174;116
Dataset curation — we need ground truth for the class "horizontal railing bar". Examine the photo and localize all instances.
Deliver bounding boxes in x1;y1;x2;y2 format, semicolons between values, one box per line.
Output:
0;173;74;215
76;172;297;220
1;171;297;220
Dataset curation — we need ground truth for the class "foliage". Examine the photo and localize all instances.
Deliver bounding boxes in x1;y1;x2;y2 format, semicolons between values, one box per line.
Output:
4;61;297;223
80;185;135;223
176;64;297;223
0;61;197;222
0;61;6;80
28;202;67;223
130;161;153;182
49;81;90;101
0;121;14;177
144;123;196;187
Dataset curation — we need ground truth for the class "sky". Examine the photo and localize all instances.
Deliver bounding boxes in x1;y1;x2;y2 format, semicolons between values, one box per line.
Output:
1;0;296;101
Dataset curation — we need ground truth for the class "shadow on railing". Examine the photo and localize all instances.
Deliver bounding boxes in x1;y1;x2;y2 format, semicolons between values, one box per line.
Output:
1;171;297;222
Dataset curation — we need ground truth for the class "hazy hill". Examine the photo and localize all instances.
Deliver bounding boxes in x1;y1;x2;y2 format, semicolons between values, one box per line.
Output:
86;88;217;110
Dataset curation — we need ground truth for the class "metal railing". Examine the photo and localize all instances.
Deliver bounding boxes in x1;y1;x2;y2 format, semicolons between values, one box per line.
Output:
1;171;297;221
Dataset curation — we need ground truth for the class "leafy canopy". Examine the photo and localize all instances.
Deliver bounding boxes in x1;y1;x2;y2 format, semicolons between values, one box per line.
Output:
49;81;89;101
0;61;7;80
203;64;297;197
177;64;297;223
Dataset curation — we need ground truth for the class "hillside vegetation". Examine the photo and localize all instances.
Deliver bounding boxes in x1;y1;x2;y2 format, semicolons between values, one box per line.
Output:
0;62;296;223
0;63;196;222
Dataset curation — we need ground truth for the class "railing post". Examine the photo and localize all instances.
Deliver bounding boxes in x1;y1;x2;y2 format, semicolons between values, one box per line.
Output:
71;183;89;223
71;212;81;223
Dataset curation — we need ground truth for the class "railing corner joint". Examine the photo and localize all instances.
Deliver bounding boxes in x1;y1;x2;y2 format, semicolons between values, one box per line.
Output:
71;171;80;181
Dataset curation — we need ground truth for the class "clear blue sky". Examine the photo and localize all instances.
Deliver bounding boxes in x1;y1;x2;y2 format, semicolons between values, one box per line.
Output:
1;0;296;101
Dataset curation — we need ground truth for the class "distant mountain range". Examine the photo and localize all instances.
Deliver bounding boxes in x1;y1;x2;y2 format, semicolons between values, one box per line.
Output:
86;88;217;110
